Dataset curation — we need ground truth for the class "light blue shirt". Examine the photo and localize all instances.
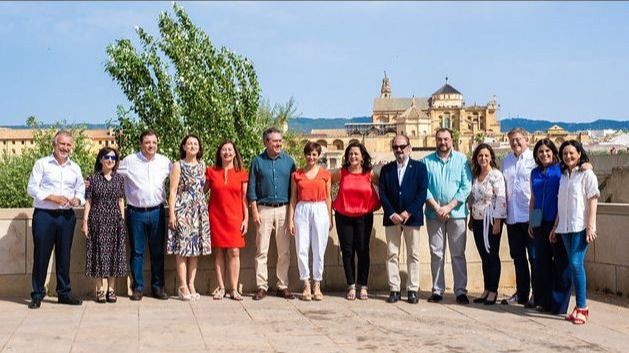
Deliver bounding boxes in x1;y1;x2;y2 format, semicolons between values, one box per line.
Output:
422;150;472;219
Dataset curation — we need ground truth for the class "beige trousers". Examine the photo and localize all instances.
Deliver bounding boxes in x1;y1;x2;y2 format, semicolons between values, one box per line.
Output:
385;224;421;292
255;205;291;290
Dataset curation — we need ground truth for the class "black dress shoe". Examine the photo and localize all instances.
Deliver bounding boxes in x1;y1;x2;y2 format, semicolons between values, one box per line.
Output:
276;288;295;300
407;291;419;304
58;296;82;305
473;296;488;304
456;294;470;305
152;288;169;300
130;290;143;301
524;300;536;309
28;298;42;309
253;288;267;301
386;291;400;303
427;293;443;303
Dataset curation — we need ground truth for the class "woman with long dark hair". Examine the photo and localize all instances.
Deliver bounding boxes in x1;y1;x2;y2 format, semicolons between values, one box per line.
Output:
468;143;507;305
528;138;571;315
82;147;128;303
331;142;380;300
205;140;249;301
552;140;599;325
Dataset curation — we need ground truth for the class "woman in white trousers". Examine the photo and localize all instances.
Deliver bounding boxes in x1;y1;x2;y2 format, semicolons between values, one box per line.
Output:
288;142;333;301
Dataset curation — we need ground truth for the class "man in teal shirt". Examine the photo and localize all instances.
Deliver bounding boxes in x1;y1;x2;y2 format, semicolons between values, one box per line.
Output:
422;128;472;304
248;127;297;301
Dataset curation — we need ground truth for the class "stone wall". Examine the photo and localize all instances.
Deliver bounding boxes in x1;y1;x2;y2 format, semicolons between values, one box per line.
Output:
1;205;627;298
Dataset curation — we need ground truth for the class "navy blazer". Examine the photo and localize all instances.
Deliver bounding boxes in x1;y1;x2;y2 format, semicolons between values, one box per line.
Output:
379;158;428;227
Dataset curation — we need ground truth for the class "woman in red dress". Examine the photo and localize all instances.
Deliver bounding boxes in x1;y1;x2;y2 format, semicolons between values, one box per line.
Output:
205;140;249;301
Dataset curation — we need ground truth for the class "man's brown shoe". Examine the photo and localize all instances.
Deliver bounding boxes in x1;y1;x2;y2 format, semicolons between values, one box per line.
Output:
253;288;267;301
277;288;295;300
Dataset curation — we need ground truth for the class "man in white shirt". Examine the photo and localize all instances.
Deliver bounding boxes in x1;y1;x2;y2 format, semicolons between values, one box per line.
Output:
501;128;537;306
26;130;85;309
118;130;172;300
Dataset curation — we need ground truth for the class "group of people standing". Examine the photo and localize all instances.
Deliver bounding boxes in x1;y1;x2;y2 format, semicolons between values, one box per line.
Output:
26;126;599;325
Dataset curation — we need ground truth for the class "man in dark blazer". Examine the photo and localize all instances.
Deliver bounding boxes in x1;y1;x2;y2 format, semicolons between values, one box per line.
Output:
379;134;428;304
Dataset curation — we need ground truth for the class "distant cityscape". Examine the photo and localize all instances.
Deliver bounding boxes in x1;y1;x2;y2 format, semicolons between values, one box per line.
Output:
3;117;628;134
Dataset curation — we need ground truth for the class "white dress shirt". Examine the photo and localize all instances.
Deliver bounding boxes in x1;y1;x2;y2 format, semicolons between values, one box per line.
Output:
118;152;172;208
27;155;86;209
501;149;536;224
556;168;599;234
397;156;409;186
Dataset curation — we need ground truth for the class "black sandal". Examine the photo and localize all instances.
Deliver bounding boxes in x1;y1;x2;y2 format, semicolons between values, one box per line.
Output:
106;289;117;303
96;290;106;303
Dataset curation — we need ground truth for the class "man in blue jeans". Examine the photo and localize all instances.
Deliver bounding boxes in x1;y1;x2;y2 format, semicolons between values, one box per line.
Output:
118;129;172;300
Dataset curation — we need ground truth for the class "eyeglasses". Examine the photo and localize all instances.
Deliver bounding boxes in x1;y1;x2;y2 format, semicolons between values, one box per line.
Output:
392;144;408;151
103;155;117;161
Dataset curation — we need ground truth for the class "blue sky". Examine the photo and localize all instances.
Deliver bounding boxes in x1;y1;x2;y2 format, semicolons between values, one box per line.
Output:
1;1;628;126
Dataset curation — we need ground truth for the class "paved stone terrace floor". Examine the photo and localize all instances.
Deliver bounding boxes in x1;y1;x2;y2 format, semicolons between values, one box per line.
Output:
1;291;628;353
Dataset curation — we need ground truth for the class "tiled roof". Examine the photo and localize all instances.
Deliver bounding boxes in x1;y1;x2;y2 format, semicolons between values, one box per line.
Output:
373;97;429;112
432;83;461;96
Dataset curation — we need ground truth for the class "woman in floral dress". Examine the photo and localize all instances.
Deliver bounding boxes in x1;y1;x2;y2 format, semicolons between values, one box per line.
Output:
167;134;211;301
82;147;128;303
467;143;507;305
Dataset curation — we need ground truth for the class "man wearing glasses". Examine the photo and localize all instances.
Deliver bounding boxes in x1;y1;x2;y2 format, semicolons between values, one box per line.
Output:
423;128;472;305
379;134;428;304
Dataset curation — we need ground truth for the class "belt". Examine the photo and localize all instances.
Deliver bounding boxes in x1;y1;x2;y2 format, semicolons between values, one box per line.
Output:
258;202;288;208
35;208;74;216
128;204;162;212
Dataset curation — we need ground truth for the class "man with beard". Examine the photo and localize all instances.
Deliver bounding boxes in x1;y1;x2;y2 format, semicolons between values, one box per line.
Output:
379;134;428;304
422;128;472;304
27;130;85;309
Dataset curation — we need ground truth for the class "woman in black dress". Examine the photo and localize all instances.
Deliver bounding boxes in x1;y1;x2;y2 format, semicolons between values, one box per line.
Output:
82;147;128;303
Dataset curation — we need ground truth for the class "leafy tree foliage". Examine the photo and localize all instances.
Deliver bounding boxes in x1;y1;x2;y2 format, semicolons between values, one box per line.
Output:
105;2;265;165
0;117;95;208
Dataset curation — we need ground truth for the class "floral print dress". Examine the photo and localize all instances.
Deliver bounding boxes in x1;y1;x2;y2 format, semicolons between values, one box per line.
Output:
167;161;211;256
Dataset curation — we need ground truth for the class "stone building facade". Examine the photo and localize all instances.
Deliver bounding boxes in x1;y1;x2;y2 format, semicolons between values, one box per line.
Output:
305;74;502;167
0;128;117;156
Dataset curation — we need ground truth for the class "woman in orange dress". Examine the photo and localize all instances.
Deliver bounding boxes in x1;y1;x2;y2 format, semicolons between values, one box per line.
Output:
205;140;249;301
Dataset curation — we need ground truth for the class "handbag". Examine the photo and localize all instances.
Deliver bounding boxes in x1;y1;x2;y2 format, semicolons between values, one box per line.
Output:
530;174;546;228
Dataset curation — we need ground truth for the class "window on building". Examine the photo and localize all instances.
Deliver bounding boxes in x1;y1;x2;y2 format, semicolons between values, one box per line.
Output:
444;113;451;129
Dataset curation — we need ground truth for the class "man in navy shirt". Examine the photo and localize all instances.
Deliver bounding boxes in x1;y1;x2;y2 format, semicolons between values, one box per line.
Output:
248;127;296;300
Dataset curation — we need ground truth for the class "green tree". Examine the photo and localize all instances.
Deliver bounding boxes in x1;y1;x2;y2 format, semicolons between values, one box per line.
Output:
0;118;95;208
105;2;264;165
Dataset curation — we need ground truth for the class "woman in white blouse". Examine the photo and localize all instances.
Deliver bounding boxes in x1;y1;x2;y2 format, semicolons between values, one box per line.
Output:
551;140;599;325
467;144;507;305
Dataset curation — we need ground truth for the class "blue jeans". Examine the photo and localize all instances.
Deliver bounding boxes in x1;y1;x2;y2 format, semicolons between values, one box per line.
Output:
533;221;571;314
507;222;536;302
127;206;166;292
31;209;76;300
560;230;589;308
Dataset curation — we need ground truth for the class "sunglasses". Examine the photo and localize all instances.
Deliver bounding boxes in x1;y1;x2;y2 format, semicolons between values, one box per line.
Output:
102;155;118;161
392;144;408;151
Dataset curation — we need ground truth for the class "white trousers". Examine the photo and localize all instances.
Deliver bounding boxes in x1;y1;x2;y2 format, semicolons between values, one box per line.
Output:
294;201;330;281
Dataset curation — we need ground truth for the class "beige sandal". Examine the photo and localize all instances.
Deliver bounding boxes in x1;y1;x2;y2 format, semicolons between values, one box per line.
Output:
230;289;243;301
302;280;312;301
212;287;225;300
359;286;369;301
346;285;356;301
313;281;323;301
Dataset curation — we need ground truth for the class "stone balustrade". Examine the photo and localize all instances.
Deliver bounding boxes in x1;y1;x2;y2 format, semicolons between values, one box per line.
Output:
0;204;627;298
